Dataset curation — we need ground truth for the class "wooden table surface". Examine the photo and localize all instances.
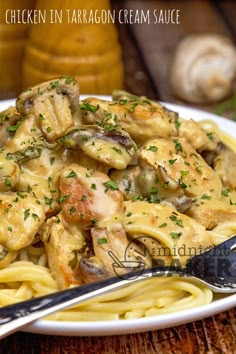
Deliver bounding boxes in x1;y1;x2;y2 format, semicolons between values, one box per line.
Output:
1;1;236;353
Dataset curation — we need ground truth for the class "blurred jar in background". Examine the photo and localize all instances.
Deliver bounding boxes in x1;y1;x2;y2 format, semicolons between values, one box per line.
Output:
0;0;35;98
23;0;124;94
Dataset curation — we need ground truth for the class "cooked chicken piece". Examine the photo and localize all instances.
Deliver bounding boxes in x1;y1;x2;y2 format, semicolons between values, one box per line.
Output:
178;119;219;152
139;137;222;200
0;192;45;252
112;89;179;124
4;113;42;153
58;164;151;282
16;77;80;142
179;119;236;189
80;96;178;144
15;148;63;214
124;200;214;266
0;154;20;192
0;106;22;147
187;198;236;229
3;112;76;214
58;164;123;228
57;125;138;170
40;213;86;289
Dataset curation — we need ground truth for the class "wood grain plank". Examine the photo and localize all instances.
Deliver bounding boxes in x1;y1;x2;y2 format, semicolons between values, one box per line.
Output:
2;308;236;354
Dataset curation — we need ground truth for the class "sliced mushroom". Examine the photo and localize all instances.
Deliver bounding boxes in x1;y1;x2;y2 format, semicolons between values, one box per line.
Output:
79;256;109;283
109;166;142;198
57;125;138;170
16;77;80;141
109;164;192;213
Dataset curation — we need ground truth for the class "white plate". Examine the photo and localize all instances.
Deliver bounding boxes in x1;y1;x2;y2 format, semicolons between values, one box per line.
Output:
1;97;236;336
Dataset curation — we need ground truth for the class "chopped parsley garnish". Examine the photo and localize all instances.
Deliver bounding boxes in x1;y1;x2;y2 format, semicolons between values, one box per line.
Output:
150;187;158;194
60;76;77;85
170;232;182;239
175;119;181;129
81;195;87;201
149;195;158;203
91;183;97;190
112;146;122;154
66;170;76;178
17;191;27;199
38;114;45;121
173;139;182;153
207;132;214;141
169;158;177;165
44;196;53;206
50;157;55;165
69;206;76;214
80;102;98;112
178;170;188;190
5;178;11;187
50;81;59;89
179;180;187;190
159;222;167;228
169;215;183;227
95;111;120;131
103;181;119;192
164;181;169;189
24;209;30;220
97;238;108;244
221;188;230;197
147;145;158;152
7;120;23;135
57;195;70;203
201;194;211;200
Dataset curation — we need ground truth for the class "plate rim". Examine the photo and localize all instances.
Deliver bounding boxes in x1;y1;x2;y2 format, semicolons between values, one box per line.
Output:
0;97;236;336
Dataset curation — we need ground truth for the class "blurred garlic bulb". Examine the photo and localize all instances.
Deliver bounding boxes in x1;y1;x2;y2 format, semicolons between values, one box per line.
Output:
170;34;236;103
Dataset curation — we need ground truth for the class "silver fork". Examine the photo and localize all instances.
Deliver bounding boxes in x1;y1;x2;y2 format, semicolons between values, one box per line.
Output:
1;235;236;339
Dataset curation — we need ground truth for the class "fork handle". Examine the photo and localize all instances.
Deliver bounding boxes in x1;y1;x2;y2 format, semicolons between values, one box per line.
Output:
0;267;173;339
